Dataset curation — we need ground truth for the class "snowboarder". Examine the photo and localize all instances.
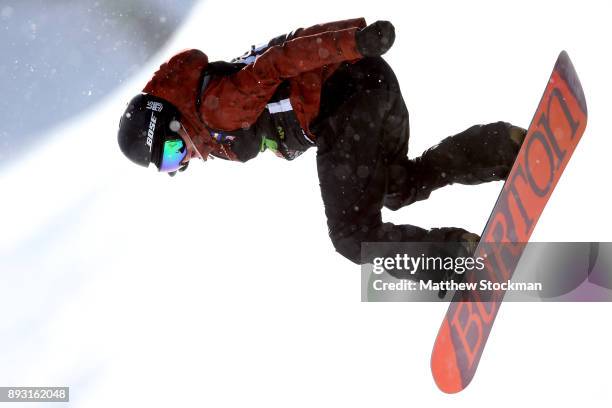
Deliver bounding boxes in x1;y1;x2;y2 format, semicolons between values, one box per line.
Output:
117;18;526;267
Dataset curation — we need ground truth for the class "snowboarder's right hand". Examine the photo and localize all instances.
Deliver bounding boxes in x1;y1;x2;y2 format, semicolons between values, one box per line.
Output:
355;20;395;57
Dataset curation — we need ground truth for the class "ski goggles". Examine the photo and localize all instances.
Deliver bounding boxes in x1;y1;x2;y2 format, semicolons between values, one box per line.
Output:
159;137;188;173
154;117;191;173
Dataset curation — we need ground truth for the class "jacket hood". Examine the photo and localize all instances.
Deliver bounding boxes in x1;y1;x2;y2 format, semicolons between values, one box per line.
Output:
142;49;221;159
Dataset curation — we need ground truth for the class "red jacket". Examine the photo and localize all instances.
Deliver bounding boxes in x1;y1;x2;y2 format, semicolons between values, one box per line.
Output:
142;18;367;160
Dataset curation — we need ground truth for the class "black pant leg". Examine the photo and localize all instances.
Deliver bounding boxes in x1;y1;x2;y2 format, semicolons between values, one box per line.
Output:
385;121;522;210
315;89;470;264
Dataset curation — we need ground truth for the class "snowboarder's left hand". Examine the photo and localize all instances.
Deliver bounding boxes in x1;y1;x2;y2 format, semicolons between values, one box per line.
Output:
355;20;395;57
460;232;480;256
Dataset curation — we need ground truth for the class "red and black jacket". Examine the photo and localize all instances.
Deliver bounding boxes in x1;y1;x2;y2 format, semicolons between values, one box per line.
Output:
142;18;367;161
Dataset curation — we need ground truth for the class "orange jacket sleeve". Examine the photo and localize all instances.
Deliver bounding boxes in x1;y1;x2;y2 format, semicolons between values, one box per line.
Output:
201;26;364;131
293;17;367;38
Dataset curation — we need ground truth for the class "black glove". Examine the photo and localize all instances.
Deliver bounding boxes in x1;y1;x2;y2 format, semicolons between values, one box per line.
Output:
429;228;481;299
355;20;395;57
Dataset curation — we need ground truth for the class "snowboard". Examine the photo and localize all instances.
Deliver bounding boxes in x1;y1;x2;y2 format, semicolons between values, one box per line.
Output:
430;51;588;393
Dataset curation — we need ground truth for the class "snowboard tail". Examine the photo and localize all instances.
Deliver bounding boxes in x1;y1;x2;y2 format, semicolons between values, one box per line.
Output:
430;51;588;393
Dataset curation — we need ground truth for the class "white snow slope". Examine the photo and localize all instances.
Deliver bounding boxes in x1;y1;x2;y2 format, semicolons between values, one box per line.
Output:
1;0;611;406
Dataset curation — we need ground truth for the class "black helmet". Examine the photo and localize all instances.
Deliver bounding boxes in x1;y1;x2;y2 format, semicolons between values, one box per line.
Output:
117;93;182;169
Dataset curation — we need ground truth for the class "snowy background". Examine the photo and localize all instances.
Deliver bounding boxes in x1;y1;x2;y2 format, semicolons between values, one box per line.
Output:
0;0;196;164
1;0;611;406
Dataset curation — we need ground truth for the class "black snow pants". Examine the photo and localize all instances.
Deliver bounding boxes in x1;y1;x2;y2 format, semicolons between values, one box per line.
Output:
311;57;521;265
